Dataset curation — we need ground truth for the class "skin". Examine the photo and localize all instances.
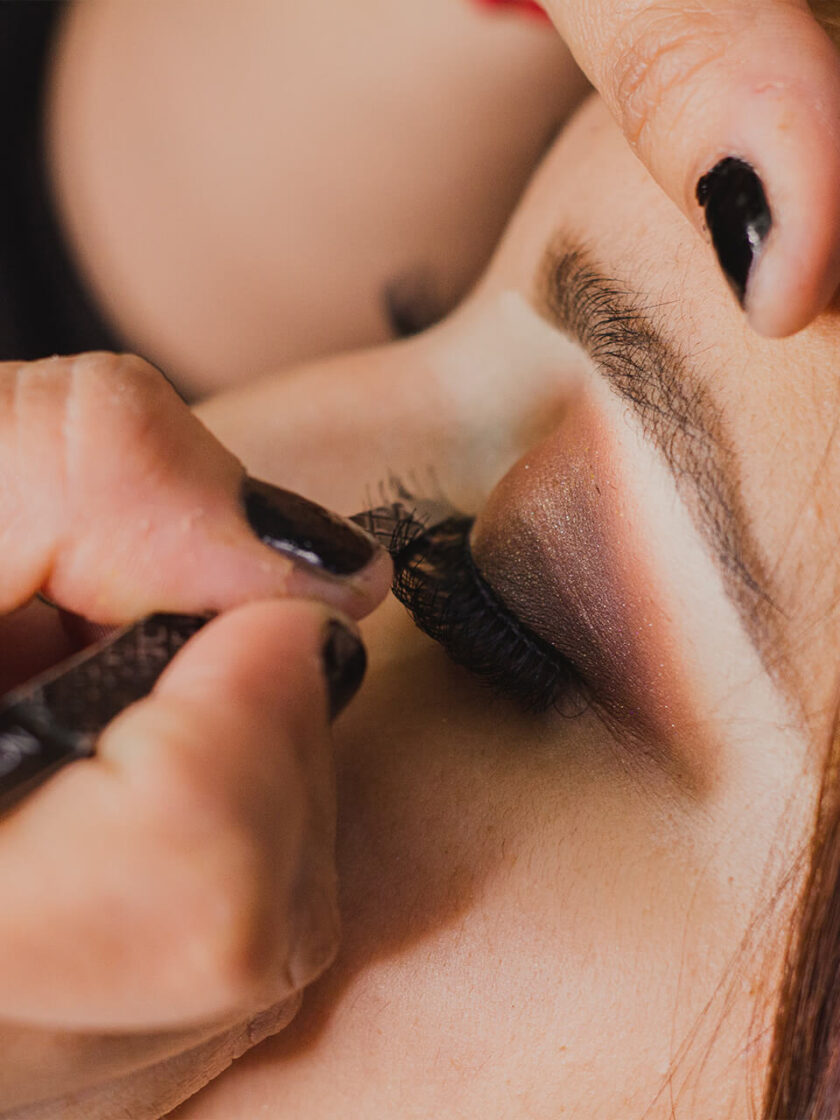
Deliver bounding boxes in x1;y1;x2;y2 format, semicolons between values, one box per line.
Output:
158;95;840;1117
45;0;585;398
0;353;392;1118
46;0;840;373
3;2;839;1114
538;0;840;338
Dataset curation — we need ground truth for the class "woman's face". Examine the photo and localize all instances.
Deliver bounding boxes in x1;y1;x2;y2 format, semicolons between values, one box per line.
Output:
178;95;840;1118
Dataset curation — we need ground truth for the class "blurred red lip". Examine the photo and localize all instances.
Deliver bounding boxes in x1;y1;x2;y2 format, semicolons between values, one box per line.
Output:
472;0;551;23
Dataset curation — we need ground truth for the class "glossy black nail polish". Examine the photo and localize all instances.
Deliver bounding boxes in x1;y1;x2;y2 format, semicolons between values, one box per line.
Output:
321;620;367;720
696;157;772;306
243;477;376;576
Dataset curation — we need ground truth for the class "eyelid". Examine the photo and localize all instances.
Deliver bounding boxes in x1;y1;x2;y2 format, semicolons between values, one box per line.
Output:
369;499;591;715
480;395;670;717
536;243;774;672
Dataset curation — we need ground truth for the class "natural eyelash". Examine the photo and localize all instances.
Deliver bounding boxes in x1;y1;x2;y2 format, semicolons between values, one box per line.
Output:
381;505;590;715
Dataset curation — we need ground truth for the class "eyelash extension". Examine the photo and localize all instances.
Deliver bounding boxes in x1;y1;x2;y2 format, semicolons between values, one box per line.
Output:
367;499;590;715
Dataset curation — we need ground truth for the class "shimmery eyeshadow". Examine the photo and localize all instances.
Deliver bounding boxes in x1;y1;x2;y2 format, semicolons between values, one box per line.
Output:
470;401;693;752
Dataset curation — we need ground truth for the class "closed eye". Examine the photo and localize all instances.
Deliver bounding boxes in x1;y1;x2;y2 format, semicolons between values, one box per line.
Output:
382;504;590;715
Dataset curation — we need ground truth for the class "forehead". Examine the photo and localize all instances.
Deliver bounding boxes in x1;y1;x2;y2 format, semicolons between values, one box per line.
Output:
487;94;840;712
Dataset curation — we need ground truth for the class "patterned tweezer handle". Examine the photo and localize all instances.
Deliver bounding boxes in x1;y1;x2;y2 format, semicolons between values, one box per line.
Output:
0;614;207;813
0;499;447;815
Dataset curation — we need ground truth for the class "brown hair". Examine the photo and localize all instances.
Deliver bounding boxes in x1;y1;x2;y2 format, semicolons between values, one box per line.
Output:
763;704;840;1116
760;10;840;1106
757;6;840;1116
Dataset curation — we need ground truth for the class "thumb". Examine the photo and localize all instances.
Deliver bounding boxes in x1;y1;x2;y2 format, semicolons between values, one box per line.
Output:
0;598;361;1031
543;0;840;337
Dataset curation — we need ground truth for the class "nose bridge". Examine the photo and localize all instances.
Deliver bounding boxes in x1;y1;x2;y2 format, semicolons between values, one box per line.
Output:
327;291;588;515
198;292;583;522
424;290;591;509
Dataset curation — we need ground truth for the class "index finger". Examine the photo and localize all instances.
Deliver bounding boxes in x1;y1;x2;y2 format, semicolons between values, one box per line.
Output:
542;0;840;337
0;352;390;622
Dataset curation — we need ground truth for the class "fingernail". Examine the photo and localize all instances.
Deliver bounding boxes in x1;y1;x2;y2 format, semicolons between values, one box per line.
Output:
246;994;303;1046
696;157;772;307
242;477;376;576
321;619;367;720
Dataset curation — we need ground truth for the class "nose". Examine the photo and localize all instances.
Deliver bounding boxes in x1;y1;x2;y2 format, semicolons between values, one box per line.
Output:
196;290;584;520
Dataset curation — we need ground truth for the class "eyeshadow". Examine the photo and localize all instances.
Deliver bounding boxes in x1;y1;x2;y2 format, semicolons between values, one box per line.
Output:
472;473;640;726
470;406;692;748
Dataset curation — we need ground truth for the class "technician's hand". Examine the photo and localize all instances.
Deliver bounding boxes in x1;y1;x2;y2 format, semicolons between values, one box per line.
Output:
0;353;390;1117
539;0;840;337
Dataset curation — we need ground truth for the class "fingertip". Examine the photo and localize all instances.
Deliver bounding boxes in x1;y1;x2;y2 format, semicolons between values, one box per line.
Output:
235;476;393;619
593;0;840;340
77;475;393;625
688;12;840;337
2;349;391;624
167;475;393;623
148;598;367;734
154;598;344;707
743;172;840;338
277;530;393;621
95;599;347;780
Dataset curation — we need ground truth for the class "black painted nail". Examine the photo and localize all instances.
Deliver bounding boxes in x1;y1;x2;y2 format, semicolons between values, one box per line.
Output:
321;620;367;720
242;477;376;576
696;157;772;307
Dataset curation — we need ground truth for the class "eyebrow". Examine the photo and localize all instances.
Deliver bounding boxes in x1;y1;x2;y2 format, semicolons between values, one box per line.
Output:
537;243;781;664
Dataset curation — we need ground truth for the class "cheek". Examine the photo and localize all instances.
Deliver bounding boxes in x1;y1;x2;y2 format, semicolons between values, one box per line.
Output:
200;594;766;1119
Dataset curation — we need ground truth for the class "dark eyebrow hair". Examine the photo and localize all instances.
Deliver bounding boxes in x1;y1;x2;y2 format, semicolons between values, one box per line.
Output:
537;242;781;664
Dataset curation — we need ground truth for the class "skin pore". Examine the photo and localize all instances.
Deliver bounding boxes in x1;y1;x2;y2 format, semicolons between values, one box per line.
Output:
157;95;840;1118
